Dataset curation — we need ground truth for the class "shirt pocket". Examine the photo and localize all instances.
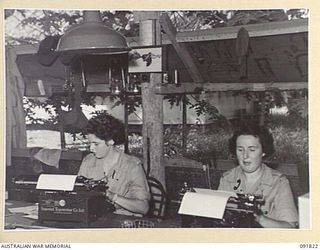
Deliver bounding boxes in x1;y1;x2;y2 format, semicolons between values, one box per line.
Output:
107;175;119;192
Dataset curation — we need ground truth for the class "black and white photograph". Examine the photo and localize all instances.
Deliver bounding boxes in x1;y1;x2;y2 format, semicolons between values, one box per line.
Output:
3;8;310;233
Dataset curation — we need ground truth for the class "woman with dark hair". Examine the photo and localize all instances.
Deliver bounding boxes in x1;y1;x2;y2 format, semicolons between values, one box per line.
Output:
218;123;298;228
78;112;150;216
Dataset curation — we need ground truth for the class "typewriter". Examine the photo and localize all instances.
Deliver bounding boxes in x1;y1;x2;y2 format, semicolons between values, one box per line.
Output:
214;193;265;228
12;175;113;226
179;183;265;228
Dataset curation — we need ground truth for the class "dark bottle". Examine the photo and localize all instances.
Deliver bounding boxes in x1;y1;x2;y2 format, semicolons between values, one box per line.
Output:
179;181;195;201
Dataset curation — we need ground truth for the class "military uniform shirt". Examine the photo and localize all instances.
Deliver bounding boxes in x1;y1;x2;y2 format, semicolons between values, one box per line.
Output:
218;164;299;224
78;149;150;216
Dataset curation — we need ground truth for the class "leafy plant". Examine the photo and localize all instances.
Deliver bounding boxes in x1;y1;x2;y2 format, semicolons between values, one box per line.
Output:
5;10;136;45
169;9;308;32
163;124;232;161
270;126;308;164
23;97;57;125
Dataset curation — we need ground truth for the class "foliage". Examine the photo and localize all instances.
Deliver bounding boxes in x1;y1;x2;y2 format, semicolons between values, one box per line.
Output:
100;11;138;37
128;133;143;156
163;93;233;130
286;92;308;126
5;10;137;45
23;86;87;127
266;111;308;164
189;99;229;124
163;124;232;161
269;126;308;164
112;93;142;114
266;90;308;129
23;97;57;125
163;94;187;107
169;9;308;31
81;91;142;115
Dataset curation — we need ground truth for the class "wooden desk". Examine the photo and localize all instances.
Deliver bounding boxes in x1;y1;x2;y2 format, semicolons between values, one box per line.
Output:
5;200;181;229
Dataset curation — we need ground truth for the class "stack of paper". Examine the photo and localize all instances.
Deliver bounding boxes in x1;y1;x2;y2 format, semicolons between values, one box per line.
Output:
298;193;310;229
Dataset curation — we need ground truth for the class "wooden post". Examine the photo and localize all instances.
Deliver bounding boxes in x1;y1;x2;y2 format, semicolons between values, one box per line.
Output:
124;93;129;153
137;12;165;185
182;94;187;154
57;103;66;149
5;48;28;166
259;92;266;126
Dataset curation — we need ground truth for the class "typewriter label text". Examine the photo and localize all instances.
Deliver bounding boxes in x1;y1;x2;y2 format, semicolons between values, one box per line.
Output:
40;207;85;213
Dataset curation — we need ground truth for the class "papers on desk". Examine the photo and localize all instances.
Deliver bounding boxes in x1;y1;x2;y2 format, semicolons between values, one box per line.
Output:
178;188;236;219
23;214;38;220
8;204;38;220
299;193;310;229
36;174;77;191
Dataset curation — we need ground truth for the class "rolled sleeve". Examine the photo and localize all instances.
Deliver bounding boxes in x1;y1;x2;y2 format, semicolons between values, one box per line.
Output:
272;177;299;223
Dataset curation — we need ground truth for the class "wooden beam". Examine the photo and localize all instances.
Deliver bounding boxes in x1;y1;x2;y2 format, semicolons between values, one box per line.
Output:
84;82;308;94
162;18;308;44
9;44;39;55
159;13;205;83
155;82;308;95
12;148;83;161
86;84;110;92
132;11;160;22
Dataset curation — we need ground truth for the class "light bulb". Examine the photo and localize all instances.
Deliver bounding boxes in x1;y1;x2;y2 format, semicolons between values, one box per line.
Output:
114;86;120;95
133;85;139;93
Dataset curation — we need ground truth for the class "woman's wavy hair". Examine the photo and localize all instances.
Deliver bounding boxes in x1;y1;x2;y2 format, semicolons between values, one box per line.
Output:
84;111;126;145
228;123;275;157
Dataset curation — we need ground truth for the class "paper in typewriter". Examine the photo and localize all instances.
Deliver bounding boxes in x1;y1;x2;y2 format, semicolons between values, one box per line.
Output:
178;188;236;219
36;174;77;191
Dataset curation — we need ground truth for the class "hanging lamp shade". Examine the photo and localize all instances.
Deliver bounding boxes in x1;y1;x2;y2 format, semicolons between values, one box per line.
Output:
56;11;131;54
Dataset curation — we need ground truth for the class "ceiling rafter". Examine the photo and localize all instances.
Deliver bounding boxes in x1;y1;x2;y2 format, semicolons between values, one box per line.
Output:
159;13;205;83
